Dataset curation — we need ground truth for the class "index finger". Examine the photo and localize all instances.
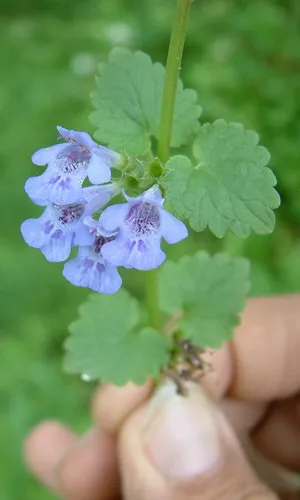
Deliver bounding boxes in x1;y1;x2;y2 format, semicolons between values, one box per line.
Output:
228;294;300;401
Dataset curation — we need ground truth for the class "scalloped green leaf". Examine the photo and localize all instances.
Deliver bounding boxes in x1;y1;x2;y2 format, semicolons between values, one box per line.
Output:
162;119;280;238
90;48;201;156
159;251;250;348
64;290;170;386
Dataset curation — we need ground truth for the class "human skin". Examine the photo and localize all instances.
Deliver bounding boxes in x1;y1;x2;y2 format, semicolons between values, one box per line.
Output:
24;296;300;499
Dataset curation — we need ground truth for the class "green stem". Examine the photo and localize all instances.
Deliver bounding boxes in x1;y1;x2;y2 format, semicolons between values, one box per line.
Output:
146;270;160;329
146;0;192;329
157;0;192;164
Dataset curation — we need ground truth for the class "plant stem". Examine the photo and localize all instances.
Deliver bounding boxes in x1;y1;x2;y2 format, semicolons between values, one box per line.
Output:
157;0;192;164
146;270;160;329
146;0;192;329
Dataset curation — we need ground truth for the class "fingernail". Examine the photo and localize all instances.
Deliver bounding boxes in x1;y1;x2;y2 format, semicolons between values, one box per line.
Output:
142;381;222;482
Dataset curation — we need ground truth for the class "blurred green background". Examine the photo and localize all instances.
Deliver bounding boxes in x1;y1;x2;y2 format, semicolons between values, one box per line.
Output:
1;0;300;498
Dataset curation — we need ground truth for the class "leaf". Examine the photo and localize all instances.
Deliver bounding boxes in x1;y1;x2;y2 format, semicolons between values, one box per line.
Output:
64;290;170;385
162;119;280;238
159;251;250;348
90;48;201;156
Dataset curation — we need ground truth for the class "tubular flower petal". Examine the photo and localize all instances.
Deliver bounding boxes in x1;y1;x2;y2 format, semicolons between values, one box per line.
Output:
63;231;122;294
99;185;188;271
21;202;89;262
21;184;115;262
26;127;121;205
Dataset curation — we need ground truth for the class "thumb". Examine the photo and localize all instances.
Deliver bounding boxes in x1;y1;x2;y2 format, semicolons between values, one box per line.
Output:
118;381;278;500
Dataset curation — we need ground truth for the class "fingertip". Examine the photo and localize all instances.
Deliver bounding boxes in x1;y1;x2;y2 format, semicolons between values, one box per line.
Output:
229;295;300;401
24;420;77;490
119;381;274;500
201;343;233;399
92;380;152;434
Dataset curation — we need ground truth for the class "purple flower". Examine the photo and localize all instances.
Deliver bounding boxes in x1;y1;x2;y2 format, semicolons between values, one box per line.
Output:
25;126;121;206
21;185;116;262
98;185;188;271
63;231;122;294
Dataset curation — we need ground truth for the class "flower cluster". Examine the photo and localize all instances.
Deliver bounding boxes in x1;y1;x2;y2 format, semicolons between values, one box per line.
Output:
21;127;188;294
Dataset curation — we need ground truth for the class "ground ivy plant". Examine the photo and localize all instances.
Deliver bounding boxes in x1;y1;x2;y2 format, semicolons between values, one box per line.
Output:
21;0;280;387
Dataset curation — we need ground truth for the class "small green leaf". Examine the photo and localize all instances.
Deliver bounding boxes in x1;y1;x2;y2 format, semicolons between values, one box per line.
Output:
159;251;250;348
64;290;170;385
90;48;201;156
162;119;280;238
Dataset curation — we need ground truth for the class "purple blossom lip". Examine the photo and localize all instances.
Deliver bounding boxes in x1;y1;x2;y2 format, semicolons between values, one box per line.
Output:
63;231;122;294
25;126;121;206
20;185;116;263
126;202;160;235
98;185;188;271
20;202;92;263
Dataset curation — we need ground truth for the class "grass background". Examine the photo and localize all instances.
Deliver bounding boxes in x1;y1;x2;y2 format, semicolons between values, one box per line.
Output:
1;0;300;498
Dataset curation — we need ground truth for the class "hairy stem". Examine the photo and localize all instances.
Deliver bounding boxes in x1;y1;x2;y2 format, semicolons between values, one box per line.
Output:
157;0;192;164
146;0;192;329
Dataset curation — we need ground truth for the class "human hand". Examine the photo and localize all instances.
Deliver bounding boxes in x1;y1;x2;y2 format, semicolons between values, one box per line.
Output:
24;296;300;499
